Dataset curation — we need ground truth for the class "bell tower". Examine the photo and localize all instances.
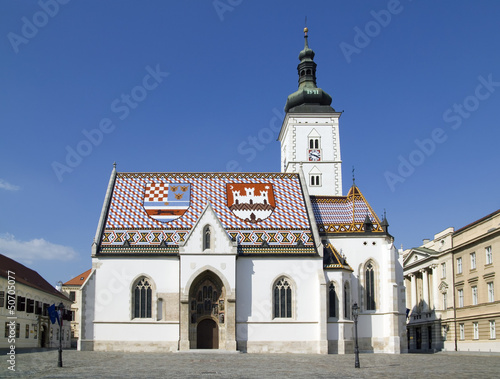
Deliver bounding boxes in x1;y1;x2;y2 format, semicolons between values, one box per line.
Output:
278;28;343;196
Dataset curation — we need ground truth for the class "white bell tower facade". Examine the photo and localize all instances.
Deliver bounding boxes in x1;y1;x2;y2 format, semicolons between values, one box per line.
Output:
278;28;343;196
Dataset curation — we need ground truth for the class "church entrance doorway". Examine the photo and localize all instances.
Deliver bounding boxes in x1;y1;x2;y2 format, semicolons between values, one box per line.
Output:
189;271;225;349
197;319;219;349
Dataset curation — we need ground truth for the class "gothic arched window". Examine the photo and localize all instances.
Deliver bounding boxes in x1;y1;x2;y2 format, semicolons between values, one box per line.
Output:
133;277;152;318
328;282;337;318
203;226;211;250
274;277;292;318
365;262;376;310
344;282;350;320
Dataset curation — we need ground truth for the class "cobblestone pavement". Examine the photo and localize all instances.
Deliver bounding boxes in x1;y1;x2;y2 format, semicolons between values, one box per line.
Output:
2;349;500;379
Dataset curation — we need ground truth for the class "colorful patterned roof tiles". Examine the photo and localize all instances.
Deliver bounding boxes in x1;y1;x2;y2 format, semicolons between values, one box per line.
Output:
101;172;314;249
323;243;353;271
311;185;383;234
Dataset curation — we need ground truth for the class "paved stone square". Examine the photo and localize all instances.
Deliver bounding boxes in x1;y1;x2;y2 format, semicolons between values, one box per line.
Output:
1;350;500;378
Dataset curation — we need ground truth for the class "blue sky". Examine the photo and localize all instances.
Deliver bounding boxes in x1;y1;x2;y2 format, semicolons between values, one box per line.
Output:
1;0;499;286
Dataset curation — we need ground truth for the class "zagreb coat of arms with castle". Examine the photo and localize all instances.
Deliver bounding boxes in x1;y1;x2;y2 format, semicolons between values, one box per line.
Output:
226;183;276;223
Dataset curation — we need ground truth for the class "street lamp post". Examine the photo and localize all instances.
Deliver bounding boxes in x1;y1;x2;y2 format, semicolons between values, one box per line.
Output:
57;302;64;368
352;302;360;368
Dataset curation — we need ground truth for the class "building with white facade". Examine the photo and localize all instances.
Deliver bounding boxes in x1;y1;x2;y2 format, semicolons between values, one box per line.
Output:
62;269;91;347
79;28;407;354
403;228;454;352
0;254;72;349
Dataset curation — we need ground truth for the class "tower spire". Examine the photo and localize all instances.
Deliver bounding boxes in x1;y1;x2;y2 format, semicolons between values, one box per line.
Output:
304;23;309;49
284;27;334;113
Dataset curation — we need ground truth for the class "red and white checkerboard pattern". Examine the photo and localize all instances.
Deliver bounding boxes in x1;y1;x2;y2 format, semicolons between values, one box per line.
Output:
144;183;168;202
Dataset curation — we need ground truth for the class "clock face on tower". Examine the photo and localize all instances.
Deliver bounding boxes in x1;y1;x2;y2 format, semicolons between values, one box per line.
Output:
308;149;321;162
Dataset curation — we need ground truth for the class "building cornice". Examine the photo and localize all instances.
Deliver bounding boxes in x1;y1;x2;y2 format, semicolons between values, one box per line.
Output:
451;227;500;254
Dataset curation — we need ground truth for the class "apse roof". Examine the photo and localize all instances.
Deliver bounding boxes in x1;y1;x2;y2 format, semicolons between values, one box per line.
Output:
98;172;316;252
323;243;353;271
311;185;385;234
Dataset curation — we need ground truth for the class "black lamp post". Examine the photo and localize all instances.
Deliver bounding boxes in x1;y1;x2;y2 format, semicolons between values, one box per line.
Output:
352;302;360;368
57;302;64;368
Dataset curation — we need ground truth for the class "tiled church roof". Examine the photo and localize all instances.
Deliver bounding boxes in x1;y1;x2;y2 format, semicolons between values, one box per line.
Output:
99;172;315;251
311;185;383;234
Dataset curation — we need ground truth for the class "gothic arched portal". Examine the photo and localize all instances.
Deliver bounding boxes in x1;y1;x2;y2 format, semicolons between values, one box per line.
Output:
189;272;225;349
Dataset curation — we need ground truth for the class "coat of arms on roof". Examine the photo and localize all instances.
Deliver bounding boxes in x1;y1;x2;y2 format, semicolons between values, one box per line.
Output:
143;182;191;222
226;183;276;223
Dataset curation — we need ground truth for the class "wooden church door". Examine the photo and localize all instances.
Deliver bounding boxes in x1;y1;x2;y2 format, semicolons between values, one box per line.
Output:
197;319;218;349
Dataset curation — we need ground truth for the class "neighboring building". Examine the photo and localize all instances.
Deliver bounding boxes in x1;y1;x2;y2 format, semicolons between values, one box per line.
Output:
403;228;454;352
62;269;91;347
404;210;500;352
80;28;407;354
452;210;500;352
0;254;72;349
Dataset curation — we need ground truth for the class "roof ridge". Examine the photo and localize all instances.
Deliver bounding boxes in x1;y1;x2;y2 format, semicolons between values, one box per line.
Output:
0;254;69;300
63;268;92;286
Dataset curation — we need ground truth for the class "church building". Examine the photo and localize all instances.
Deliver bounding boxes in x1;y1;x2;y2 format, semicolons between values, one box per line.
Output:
79;28;407;354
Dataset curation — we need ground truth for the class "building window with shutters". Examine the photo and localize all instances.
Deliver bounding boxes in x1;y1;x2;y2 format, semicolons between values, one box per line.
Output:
16;296;26;312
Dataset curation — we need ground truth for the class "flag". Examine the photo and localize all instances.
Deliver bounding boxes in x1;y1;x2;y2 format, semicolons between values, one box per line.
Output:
48;304;57;324
48;304;61;325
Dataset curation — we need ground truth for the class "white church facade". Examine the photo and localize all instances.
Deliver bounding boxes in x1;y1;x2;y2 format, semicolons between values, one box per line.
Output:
79;29;407;354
